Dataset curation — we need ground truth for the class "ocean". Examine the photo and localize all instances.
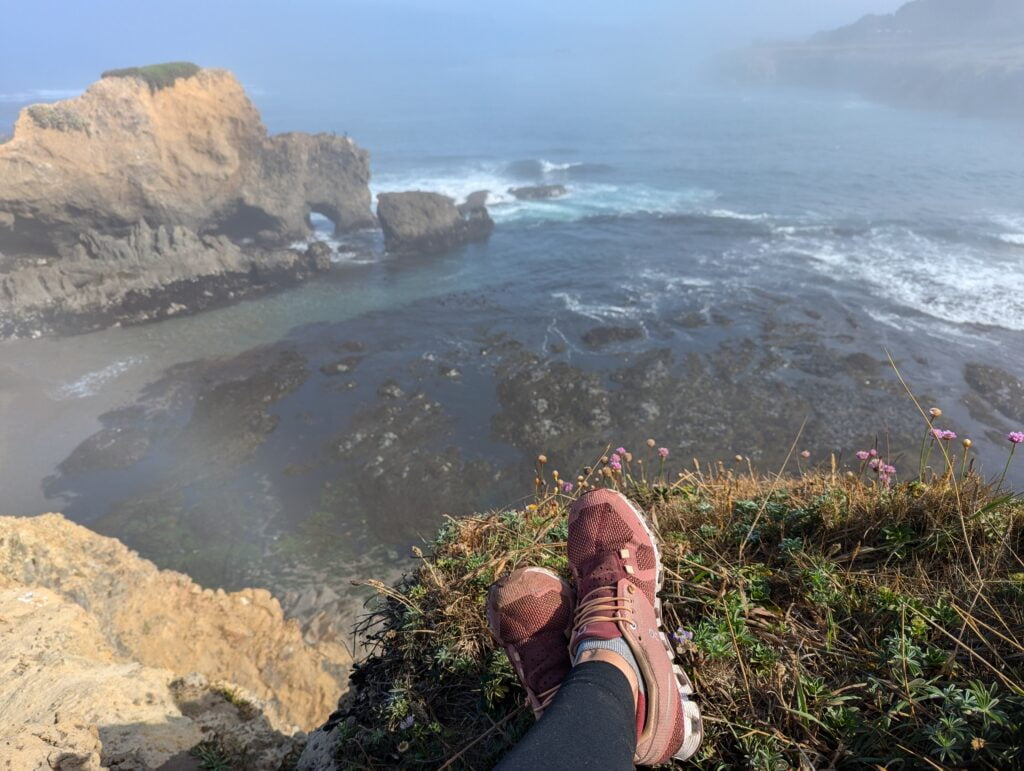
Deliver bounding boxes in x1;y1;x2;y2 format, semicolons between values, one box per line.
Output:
1;84;1022;609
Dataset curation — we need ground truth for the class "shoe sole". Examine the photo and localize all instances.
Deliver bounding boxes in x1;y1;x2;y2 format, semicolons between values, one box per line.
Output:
603;490;704;762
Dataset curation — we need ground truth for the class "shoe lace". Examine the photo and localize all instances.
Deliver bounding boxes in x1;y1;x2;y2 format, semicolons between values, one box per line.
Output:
571;587;634;637
536;684;561;712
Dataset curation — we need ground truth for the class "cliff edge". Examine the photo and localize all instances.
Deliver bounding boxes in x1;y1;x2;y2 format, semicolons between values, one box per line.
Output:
0;513;352;769
0;64;374;338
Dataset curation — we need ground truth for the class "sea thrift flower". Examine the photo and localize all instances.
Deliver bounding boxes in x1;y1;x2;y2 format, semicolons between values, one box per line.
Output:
658;447;669;458
932;429;957;441
869;449;878;457
869;459;880;470
610;453;621;464
1009;432;1024;444
615;447;626;455
562;481;574;493
883;464;896;475
610;460;622;471
855;450;870;461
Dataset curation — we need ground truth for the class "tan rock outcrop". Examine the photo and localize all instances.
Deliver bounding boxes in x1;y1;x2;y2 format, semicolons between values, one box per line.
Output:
0;513;350;733
0;66;373;337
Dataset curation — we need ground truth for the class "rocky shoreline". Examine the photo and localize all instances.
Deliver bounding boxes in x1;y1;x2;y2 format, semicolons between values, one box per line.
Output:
0;65;499;340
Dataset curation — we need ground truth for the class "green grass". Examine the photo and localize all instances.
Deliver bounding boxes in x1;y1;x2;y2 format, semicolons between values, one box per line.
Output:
101;62;200;91
330;445;1024;769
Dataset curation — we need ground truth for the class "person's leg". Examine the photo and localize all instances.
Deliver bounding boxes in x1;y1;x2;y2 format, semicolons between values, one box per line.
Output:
495;660;636;771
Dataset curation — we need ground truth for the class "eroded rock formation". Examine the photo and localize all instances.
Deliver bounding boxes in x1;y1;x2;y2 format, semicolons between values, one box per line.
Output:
0;66;373;337
377;191;494;254
0;513;351;740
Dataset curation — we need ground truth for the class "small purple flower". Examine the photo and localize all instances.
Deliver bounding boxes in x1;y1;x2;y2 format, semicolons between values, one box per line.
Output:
883;464;896;475
869;449;878;458
931;428;943;440
610;460;622;471
609;453;621;464
615;447;627;456
670;627;693;645
869;459;880;470
562;481;574;493
942;430;957;441
658;447;669;459
399;715;415;731
1009;432;1024;445
855;450;870;461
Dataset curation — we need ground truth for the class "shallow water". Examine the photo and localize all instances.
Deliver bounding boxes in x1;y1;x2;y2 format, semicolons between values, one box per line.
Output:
2;86;1023;612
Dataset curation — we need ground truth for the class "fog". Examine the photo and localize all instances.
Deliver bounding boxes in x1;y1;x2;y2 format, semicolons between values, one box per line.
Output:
2;0;903;116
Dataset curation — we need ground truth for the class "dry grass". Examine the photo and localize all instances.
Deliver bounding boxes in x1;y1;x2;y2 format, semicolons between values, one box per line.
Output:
326;453;1024;769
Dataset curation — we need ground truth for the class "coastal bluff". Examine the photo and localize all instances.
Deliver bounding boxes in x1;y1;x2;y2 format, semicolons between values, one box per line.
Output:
725;0;1024;120
0;512;352;769
0;65;374;338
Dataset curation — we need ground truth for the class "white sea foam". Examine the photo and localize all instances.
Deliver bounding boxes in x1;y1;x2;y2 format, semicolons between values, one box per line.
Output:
787;225;1024;331
373;161;716;225
552;292;643;322
539;159;582;173
0;88;83;103
52;357;145;400
707;209;772;222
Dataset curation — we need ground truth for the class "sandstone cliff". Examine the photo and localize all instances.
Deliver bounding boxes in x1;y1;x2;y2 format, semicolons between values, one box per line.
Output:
0;66;373;337
0;513;352;769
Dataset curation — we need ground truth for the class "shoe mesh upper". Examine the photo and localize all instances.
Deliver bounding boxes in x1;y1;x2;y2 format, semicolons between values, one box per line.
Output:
497;589;572;696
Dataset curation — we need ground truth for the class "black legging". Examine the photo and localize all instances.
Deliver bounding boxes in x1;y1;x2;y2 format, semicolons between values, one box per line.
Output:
496;661;636;770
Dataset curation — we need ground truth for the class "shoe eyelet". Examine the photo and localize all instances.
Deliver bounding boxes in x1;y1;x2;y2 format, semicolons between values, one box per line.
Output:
626;584;636;594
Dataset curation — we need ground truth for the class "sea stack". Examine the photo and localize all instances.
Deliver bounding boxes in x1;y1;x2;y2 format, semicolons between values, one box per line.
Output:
377;191;494;255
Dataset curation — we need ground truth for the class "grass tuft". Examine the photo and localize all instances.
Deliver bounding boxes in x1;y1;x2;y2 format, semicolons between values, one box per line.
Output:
101;61;200;91
330;454;1024;769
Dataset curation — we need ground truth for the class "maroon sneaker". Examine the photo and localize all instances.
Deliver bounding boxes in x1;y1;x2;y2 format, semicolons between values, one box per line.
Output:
568;488;702;764
487;567;575;718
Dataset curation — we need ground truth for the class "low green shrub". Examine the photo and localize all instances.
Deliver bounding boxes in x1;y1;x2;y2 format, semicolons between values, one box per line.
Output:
101;61;201;91
26;104;89;133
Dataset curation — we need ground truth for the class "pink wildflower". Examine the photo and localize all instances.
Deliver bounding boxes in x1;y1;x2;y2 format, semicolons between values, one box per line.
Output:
869;459;880;470
610;460;622;471
658;447;669;458
883;464;896;475
615;447;627;456
942;430;957;441
800;450;811;459
869;449;878;457
562;481;574;493
855;450;870;461
1009;432;1024;445
610;453;621;464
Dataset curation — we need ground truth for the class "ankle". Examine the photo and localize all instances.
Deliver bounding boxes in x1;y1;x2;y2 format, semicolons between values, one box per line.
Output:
574;648;640;706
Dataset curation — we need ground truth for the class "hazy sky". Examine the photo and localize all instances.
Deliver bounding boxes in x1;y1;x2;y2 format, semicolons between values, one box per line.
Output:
2;0;905;98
